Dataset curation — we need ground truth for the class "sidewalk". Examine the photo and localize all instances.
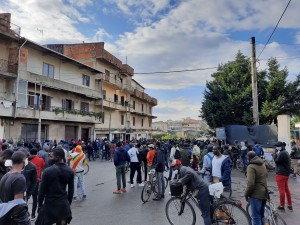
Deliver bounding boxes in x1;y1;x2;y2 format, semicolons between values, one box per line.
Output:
231;170;300;225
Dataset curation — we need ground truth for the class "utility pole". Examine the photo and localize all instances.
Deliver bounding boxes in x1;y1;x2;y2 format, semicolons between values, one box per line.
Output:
250;37;259;125
37;83;42;143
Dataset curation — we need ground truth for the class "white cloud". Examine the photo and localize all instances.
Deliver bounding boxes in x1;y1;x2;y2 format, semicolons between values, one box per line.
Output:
0;0;90;43
153;97;201;122
67;0;93;8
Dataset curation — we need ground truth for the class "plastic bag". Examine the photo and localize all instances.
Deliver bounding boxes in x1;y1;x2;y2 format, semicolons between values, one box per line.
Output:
209;182;224;198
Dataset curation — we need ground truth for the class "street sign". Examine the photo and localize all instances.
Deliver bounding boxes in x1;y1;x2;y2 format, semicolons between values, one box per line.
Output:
216;127;226;140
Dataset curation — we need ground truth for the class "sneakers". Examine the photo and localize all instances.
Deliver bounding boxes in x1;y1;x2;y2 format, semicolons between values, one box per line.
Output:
121;188;126;192
139;183;145;187
83;195;87;199
277;206;285;210
113;190;121;194
130;184;135;188
73;197;77;201
287;206;293;212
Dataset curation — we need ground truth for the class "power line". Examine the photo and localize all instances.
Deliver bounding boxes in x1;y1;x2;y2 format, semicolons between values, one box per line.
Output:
134;66;218;75
256;0;292;60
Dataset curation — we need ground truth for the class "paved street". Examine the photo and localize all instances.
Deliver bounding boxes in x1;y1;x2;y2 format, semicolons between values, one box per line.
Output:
29;160;300;225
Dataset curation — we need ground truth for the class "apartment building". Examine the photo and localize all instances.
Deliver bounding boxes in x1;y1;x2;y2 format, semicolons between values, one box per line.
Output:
0;13;103;142
0;13;157;142
46;43;157;141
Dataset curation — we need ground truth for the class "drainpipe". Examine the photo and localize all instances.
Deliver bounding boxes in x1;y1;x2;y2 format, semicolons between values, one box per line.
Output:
14;38;28;118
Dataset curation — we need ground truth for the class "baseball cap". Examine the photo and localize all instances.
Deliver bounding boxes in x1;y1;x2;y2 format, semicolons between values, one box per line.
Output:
170;159;181;167
148;144;155;148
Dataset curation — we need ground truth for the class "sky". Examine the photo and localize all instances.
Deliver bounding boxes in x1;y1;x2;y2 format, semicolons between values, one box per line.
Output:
1;0;300;122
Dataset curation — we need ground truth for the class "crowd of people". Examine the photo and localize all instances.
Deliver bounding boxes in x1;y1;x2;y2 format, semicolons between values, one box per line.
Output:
0;137;298;225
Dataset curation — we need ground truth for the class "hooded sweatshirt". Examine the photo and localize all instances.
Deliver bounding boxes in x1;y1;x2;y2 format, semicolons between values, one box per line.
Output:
245;156;268;200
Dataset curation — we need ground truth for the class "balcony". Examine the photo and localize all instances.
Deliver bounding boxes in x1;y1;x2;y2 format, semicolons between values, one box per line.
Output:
0;59;17;78
121;64;134;75
97;73;122;89
97;49;122;69
15;106;102;124
24;72;102;99
0;14;21;38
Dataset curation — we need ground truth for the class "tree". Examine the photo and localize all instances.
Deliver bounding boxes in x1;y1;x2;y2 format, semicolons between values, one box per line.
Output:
201;53;300;129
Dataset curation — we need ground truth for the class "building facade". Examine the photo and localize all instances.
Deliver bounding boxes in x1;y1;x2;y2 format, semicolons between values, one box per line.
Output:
0;13;157;143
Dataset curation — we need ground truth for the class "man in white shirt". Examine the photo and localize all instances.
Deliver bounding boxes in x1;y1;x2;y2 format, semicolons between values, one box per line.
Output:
128;143;143;187
211;145;232;188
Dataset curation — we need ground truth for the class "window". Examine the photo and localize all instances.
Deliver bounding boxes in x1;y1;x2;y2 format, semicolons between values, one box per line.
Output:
149;107;152;114
80;102;89;112
133;117;135;126
102;112;105;123
105;70;110;81
149;119;152;127
142;104;144;112
133;101;135;109
82;74;90;86
121;96;125;106
102;90;106;100
21;124;47;142
28;92;40;109
62;99;73;111
114;94;118;103
43;63;54;78
121;115;124;125
141;119;144;127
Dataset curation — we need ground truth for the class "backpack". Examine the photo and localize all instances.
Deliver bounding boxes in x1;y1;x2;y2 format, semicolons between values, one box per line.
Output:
174;148;181;159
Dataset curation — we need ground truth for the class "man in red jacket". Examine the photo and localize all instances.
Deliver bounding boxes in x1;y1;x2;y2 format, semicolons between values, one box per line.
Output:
28;148;45;220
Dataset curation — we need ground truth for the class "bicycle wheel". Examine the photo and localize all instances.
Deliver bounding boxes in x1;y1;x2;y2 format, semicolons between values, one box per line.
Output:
141;181;152;203
213;202;251;225
272;211;287;225
236;158;243;172
165;197;196;225
84;164;89;175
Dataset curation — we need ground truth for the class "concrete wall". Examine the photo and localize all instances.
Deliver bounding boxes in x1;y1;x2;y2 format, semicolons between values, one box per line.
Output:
277;114;291;153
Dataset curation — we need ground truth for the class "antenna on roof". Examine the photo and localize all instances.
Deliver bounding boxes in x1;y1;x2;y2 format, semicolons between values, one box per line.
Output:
37;28;43;45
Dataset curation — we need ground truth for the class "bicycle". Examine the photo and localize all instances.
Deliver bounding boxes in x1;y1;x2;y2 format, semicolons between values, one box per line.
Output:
246;190;287;225
141;169;169;203
165;184;251;225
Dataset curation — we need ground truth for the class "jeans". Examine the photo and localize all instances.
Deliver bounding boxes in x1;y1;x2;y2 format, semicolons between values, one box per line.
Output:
155;172;165;198
88;150;94;161
130;162;142;184
276;174;292;207
116;164;126;190
73;172;87;197
168;160;173;179
196;187;211;225
31;181;39;216
241;156;248;172
249;198;266;225
102;150;108;160
143;161;147;181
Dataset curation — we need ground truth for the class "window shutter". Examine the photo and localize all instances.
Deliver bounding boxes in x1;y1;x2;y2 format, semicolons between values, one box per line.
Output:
45;96;51;111
62;99;66;109
71;101;74;110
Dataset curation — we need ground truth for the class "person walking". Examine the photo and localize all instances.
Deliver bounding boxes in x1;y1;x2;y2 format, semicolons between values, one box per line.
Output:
36;148;74;225
245;151;268;225
274;141;293;211
290;141;300;178
113;142;130;194
128;143;143;187
28;148;45;220
240;141;248;173
152;142;165;200
69;145;88;201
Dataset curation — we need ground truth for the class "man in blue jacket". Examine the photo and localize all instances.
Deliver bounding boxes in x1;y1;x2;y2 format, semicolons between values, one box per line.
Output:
211;146;232;189
113;142;130;194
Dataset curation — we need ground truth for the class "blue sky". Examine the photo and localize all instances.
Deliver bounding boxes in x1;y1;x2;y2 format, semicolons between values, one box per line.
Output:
1;0;300;122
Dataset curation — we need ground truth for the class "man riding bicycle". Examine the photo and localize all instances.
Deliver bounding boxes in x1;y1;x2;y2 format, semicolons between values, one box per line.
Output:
171;159;211;225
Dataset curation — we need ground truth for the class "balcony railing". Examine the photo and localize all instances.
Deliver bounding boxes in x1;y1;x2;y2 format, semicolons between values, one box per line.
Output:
51;106;102;121
0;59;18;74
0;16;21;37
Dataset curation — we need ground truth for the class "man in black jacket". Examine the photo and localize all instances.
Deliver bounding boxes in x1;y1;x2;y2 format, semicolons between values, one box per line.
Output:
21;156;37;202
274;141;293;211
152;142;165;200
36;148;74;225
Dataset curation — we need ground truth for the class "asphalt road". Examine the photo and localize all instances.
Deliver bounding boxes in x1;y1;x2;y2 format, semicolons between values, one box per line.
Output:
28;160;300;225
